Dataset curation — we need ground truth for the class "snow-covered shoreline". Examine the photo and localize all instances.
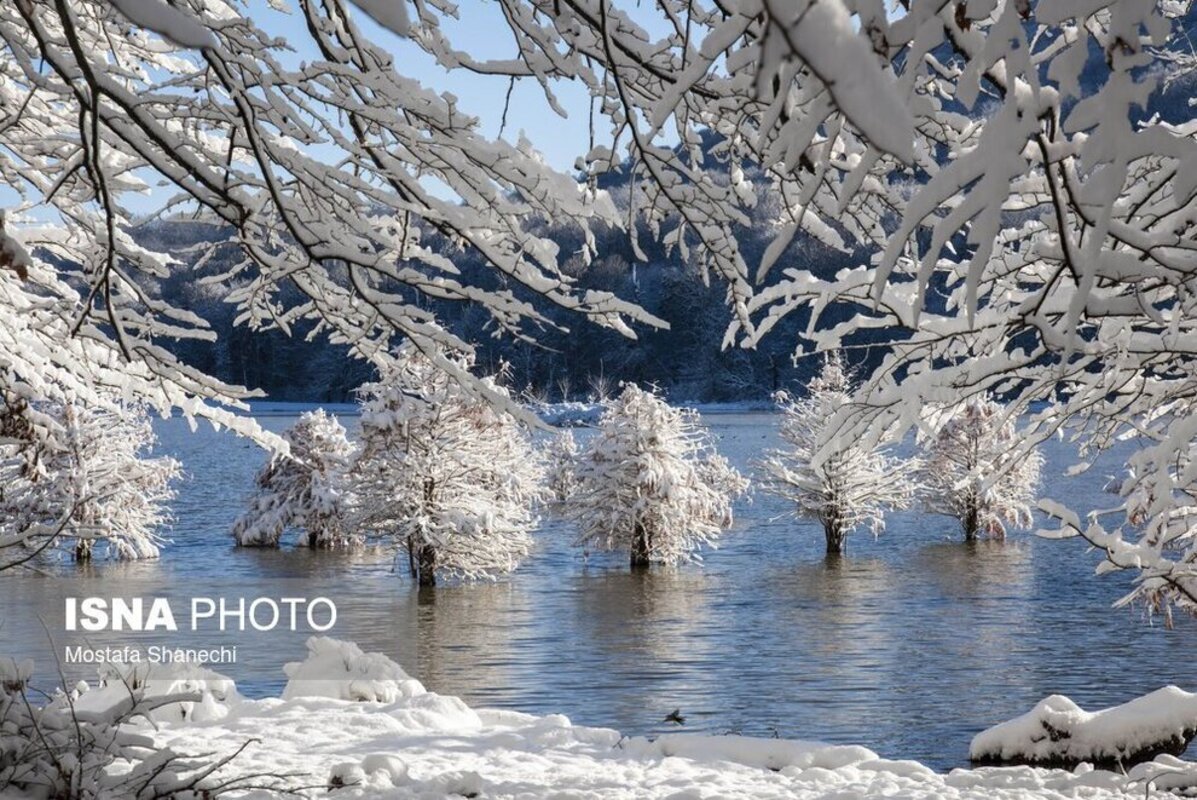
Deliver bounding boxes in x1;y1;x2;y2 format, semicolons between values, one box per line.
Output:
36;638;1192;799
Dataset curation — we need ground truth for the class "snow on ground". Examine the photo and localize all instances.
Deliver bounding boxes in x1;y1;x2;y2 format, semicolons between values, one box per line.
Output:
105;638;1197;798
970;687;1197;768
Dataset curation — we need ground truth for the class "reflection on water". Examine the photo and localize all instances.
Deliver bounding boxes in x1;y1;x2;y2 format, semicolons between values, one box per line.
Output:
0;411;1195;771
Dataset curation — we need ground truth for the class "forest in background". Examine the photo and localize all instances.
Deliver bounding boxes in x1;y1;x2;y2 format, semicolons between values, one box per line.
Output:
135;164;863;403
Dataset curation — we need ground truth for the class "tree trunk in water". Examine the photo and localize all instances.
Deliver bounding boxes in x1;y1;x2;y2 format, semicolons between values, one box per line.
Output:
823;519;846;555
417;544;437;587
630;523;651;569
308;529;320;549
74;539;92;562
963;502;979;542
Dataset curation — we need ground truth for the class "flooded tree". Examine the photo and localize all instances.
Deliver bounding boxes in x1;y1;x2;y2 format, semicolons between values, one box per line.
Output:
756;354;914;555
234;410;357;549
352;345;543;587
916;399;1043;542
568;384;748;568
0;396;179;565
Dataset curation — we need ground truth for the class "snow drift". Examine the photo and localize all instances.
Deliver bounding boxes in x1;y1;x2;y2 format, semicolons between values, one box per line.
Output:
970;687;1197;768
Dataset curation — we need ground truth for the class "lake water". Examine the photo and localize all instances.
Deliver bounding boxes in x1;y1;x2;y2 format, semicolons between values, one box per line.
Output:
1;408;1193;771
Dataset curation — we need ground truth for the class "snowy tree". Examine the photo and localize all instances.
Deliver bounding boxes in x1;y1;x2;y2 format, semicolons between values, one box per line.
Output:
1;395;180;566
756;354;914;555
352;345;544;586
915;399;1044;542
568;384;748;567
233;410;357;549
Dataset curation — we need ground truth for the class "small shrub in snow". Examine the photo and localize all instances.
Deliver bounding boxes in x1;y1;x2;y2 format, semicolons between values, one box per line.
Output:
0;656;272;798
915;398;1043;541
351;345;544;586
756;354;915;554
0;395;179;564
80;660;243;724
233;409;356;549
568;384;748;567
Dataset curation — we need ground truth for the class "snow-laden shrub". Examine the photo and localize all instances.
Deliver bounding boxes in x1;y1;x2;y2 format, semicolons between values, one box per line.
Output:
0;656;272;798
282;636;425;703
568;384;748;566
756;354;915;554
915;398;1043;541
970;687;1197;769
0;395;179;564
351;345;544;586
233;409;356;549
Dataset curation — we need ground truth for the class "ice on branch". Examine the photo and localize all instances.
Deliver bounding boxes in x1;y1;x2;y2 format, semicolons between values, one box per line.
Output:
233;410;357;549
915;399;1043;542
567;384;748;567
352;345;544;586
756;353;915;555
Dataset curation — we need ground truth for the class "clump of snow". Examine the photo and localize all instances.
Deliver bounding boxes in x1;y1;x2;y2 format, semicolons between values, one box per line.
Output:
970;687;1197;768
282;636;426;703
75;660;242;723
622;733;881;773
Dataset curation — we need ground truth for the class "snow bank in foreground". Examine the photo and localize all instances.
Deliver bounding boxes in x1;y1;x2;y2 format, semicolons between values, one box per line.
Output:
970;687;1197;768
115;637;1197;798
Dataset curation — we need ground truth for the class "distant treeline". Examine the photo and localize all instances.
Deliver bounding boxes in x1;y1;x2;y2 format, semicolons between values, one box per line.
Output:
135;190;881;404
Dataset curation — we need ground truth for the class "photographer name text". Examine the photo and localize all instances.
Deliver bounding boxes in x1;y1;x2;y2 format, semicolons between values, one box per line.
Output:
64;644;238;665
